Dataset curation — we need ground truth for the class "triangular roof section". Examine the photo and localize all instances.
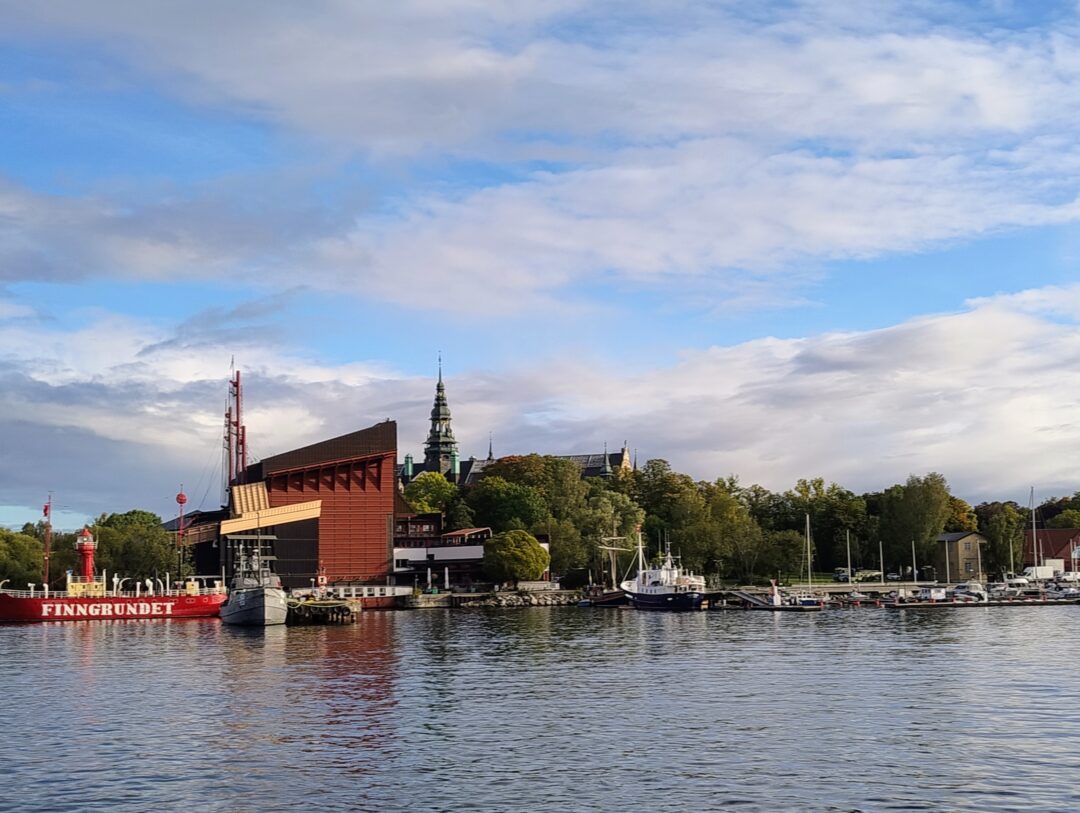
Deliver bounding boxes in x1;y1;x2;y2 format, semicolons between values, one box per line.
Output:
259;420;396;475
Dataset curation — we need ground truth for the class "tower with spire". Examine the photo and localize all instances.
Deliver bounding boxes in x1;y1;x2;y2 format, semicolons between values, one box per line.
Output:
423;357;458;475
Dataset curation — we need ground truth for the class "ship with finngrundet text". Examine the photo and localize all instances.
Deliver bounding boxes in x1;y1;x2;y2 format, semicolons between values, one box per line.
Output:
0;528;226;622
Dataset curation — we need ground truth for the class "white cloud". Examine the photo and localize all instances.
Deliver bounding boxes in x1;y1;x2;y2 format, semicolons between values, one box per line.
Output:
2;5;1080;313
3;285;1079;524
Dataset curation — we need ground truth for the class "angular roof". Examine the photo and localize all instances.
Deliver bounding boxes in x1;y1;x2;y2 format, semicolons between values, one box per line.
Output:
258;420;396;475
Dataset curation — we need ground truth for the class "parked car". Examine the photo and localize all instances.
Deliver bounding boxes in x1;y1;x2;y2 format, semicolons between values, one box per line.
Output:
886;572;901;581
832;568;850;582
854;569;882;582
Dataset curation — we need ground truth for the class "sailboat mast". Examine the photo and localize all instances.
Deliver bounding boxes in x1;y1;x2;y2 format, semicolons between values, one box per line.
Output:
1029;486;1038;570
805;513;812;589
846;529;852;582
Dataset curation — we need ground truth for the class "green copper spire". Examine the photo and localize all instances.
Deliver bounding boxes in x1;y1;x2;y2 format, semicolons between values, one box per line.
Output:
424;358;458;474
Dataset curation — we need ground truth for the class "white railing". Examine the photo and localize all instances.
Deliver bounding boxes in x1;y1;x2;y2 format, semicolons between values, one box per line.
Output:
1;586;225;599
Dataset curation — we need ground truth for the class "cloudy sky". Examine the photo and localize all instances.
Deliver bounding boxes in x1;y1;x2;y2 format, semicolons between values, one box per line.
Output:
2;0;1080;528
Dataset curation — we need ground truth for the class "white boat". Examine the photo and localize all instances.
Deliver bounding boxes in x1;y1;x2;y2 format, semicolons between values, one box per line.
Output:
220;541;288;626
619;532;706;611
949;581;988;602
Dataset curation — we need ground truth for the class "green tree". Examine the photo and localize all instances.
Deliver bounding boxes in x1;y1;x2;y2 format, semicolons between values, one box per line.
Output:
467;476;550;532
1047;509;1080;529
879;473;952;575
483;530;551;583
93;510;179;581
481;455;588;521
0;528;43;587
443;497;475;531
403;471;458;514
944;496;979;532
976;501;1025;577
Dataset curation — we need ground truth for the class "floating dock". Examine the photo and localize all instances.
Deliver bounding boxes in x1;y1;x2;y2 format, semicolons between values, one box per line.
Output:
286;597;359;624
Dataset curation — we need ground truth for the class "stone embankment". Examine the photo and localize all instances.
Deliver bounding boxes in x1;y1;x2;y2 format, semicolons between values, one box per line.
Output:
459;590;581;608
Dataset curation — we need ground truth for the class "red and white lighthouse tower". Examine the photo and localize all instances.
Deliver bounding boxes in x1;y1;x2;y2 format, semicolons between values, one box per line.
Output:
75;528;97;583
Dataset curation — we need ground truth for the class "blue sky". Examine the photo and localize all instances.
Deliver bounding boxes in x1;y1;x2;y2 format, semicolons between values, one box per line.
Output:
3;0;1080;528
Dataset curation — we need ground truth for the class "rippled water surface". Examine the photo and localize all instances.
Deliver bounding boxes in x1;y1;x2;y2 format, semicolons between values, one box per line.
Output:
4;607;1080;812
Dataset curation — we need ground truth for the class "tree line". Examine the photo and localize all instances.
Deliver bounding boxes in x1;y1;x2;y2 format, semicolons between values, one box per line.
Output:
1;457;1071;587
406;455;1064;585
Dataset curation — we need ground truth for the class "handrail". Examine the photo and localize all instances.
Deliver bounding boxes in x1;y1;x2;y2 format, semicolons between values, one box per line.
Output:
0;587;225;599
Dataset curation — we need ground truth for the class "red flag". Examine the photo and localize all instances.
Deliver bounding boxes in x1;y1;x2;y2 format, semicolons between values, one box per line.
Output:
43;504;50;517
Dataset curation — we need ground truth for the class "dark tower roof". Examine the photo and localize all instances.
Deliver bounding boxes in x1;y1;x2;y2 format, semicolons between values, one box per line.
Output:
423;359;458;474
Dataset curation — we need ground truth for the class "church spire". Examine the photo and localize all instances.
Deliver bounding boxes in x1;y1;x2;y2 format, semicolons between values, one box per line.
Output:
487;432;494;461
424;357;458;474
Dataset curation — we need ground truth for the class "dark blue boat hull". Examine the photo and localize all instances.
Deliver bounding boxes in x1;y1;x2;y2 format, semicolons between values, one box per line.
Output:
625;591;704;611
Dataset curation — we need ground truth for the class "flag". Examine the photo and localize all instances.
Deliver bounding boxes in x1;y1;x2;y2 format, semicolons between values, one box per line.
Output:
43;503;49;517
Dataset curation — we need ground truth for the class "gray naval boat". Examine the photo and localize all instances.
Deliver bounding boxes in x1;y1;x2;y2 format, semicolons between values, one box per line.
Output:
220;541;288;626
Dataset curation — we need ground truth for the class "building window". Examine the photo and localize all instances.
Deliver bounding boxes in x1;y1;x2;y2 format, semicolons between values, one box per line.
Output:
964;561;973;573
395;559;410;569
964;541;972;551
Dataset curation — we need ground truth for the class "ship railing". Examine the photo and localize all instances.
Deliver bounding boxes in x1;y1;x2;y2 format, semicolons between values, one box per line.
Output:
0;586;226;599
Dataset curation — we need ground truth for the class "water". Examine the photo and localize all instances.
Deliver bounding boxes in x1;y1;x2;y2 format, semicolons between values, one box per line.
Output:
3;607;1080;812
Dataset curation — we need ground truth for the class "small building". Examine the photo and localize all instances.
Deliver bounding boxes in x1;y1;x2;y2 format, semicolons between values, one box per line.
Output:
934;532;987;582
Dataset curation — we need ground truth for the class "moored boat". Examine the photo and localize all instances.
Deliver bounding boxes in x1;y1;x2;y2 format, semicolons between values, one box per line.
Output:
620;532;705;611
0;529;226;622
219;539;288;626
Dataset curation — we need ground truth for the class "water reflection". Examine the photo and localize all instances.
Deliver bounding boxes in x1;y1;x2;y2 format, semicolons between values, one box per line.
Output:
4;607;1080;811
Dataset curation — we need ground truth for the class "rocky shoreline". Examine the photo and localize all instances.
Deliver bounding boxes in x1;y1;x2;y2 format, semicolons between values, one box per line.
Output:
458;590;582;608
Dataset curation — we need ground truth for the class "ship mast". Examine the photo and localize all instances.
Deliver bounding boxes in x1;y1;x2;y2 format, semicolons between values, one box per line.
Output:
224;369;248;487
42;494;52;587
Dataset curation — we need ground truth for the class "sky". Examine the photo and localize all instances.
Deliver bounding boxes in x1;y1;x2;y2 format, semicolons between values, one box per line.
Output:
2;0;1080;529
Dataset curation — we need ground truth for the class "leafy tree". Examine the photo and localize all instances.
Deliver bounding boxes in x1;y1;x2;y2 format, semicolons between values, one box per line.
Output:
443;497;475;532
944;496;978;532
481;455;588;521
99;509;164;532
976;501;1025;577
879;473;952;574
0;528;43;587
404;471;458;514
93;511;179;582
466;476;549;532
1047;509;1080;529
483;530;550;583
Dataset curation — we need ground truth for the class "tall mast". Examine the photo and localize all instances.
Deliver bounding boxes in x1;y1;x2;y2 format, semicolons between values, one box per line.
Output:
1030;486;1039;568
224;370;248;487
42;494;52;587
805;513;812;589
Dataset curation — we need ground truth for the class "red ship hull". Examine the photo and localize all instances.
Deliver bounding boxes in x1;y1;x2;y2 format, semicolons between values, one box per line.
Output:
0;592;227;622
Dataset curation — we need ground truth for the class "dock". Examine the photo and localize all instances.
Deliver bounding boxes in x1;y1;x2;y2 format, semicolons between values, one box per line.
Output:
286;596;360;624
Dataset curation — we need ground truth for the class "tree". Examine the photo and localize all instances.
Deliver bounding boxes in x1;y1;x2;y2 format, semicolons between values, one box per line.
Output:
93;510;178;581
481;455;588;521
483;530;551;583
944;496;978;532
443;497;475;532
879;473;952;574
0;528;43;587
466;476;550;532
1047;509;1080;529
404;471;457;514
976;501;1025;577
